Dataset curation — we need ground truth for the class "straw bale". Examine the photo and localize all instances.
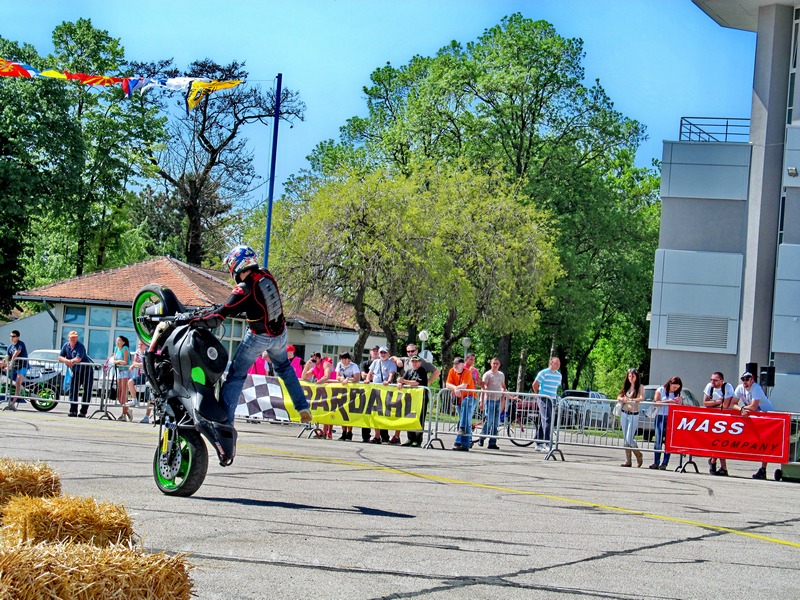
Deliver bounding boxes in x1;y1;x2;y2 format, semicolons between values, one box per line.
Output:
0;495;134;547
0;459;60;513
0;541;193;600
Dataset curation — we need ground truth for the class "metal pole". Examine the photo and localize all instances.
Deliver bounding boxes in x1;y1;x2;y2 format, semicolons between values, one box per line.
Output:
262;73;282;268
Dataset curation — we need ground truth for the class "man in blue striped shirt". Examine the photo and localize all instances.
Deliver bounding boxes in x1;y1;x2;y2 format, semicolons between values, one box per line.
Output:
532;357;562;451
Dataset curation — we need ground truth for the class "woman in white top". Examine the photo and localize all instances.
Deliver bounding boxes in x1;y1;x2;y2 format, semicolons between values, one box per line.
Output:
650;376;683;470
617;369;644;467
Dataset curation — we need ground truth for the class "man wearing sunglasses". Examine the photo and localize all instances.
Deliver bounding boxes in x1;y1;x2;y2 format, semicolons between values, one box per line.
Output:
735;371;775;480
703;372;735;476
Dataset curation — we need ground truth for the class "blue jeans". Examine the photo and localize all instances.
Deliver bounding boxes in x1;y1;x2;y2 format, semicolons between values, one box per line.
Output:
220;329;310;423
653;413;669;466
484;399;501;444
621;410;640;448
455;395;477;448
536;396;554;443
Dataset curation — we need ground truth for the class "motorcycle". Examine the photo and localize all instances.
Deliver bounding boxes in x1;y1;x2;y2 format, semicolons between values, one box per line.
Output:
132;284;237;497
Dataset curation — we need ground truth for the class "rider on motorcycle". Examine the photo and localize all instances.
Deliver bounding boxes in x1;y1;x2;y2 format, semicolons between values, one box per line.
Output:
185;246;313;425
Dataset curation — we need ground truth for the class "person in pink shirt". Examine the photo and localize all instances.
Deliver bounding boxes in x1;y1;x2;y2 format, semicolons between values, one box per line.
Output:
302;352;336;438
287;345;303;378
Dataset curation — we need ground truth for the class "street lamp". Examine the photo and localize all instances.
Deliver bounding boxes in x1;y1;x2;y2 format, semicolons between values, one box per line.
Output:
461;336;471;358
418;330;429;353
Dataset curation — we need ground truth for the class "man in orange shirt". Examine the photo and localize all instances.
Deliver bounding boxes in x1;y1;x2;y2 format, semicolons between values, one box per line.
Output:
446;357;476;451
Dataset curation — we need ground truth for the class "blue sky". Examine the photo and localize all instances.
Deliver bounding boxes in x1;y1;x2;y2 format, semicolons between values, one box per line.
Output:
2;0;756;198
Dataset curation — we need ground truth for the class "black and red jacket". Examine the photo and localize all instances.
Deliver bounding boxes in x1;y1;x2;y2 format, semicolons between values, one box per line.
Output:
192;268;286;336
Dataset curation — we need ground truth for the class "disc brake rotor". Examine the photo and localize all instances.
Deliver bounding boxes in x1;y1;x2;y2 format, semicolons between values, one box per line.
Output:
158;443;183;479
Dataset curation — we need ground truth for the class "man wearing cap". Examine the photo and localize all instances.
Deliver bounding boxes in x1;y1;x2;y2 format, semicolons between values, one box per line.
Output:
58;331;94;418
703;371;736;476
395;355;429;447
286;345;303;378
446;357;477;451
359;346;381;442
366;346;397;443
2;330;28;410
735;371;775;480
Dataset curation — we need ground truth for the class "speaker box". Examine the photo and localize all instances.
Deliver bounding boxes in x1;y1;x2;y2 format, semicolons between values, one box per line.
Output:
759;366;775;387
745;362;758;378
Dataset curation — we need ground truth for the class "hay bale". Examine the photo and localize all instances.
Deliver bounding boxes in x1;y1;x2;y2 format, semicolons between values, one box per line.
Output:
0;541;193;600
0;459;60;513
1;495;134;547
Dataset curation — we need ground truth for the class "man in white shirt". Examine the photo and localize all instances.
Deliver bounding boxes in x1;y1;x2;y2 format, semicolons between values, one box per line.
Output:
735;371;774;480
703;371;735;477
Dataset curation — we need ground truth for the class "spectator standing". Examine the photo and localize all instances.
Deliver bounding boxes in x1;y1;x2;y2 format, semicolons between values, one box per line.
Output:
532;357;562;451
359;346;380;442
302;352;335;438
2;330;28;410
703;371;736;476
287;345;304;378
480;358;507;450
393;342;440;444
735;371;775;480
129;340;153;424
58;331;94;418
334;352;361;441
248;350;274;376
650;376;683;470
111;336;133;422
398;356;429;447
366;346;397;443
617;369;644;467
446;357;476;451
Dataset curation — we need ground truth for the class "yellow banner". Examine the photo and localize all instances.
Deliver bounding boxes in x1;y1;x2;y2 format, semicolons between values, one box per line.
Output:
236;375;427;430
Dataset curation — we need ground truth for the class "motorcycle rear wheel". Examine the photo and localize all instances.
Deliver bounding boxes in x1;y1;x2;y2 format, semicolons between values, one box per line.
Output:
29;384;59;412
132;284;184;345
153;428;209;497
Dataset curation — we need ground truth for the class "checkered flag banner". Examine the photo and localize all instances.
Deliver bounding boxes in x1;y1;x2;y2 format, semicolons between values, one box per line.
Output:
236;374;292;421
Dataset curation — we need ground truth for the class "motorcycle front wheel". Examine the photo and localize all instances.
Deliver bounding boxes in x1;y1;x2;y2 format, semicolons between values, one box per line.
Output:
153;428;209;497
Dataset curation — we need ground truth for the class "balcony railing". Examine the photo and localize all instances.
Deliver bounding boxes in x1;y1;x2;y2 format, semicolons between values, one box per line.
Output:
679;117;750;143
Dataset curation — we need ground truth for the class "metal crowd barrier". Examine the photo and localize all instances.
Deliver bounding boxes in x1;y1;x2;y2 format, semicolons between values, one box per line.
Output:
427;389;560;456
1;356;150;421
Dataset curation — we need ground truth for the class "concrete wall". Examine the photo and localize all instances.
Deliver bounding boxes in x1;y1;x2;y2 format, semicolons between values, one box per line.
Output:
0;312;58;353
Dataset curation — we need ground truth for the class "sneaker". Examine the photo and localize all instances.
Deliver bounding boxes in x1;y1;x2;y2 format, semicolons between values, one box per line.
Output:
410;441;421;448
68;413;78;418
389;437;401;445
714;468;728;477
139;416;150;424
708;459;717;475
127;411;134;422
298;409;312;423
370;438;382;444
477;438;485;447
752;468;767;480
451;445;469;452
3;403;17;411
401;440;414;447
487;444;500;450
658;464;668;470
648;464;659;470
535;444;547;452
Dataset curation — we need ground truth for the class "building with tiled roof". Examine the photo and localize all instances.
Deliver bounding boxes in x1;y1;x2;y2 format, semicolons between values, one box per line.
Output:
7;257;385;362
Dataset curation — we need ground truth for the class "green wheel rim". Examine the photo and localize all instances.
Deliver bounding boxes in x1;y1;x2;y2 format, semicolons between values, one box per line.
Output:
155;435;193;491
132;291;162;344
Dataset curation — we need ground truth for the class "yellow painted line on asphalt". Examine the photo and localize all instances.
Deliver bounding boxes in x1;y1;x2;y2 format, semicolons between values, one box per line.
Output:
243;443;800;550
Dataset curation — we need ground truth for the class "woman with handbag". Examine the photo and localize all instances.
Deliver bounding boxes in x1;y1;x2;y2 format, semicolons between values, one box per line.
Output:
617;369;644;467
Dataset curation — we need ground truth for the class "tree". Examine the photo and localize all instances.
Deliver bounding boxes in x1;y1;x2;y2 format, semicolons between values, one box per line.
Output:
0;37;83;307
265;163;559;362
139;58;306;265
299;14;658;387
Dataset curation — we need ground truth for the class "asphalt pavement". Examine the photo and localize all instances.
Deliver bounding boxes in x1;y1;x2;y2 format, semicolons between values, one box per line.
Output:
1;403;798;599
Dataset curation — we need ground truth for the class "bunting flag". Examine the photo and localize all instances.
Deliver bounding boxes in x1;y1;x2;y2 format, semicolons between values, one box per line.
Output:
0;57;244;111
0;58;39;77
186;79;243;113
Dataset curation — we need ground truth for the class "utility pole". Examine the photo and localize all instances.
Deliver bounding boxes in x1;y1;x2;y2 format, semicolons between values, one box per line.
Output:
262;73;282;268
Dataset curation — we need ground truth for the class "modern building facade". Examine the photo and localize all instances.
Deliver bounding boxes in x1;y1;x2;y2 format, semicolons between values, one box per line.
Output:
649;1;800;411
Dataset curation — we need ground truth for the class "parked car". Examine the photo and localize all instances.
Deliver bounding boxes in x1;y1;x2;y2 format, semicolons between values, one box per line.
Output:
561;390;612;429
637;385;700;440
